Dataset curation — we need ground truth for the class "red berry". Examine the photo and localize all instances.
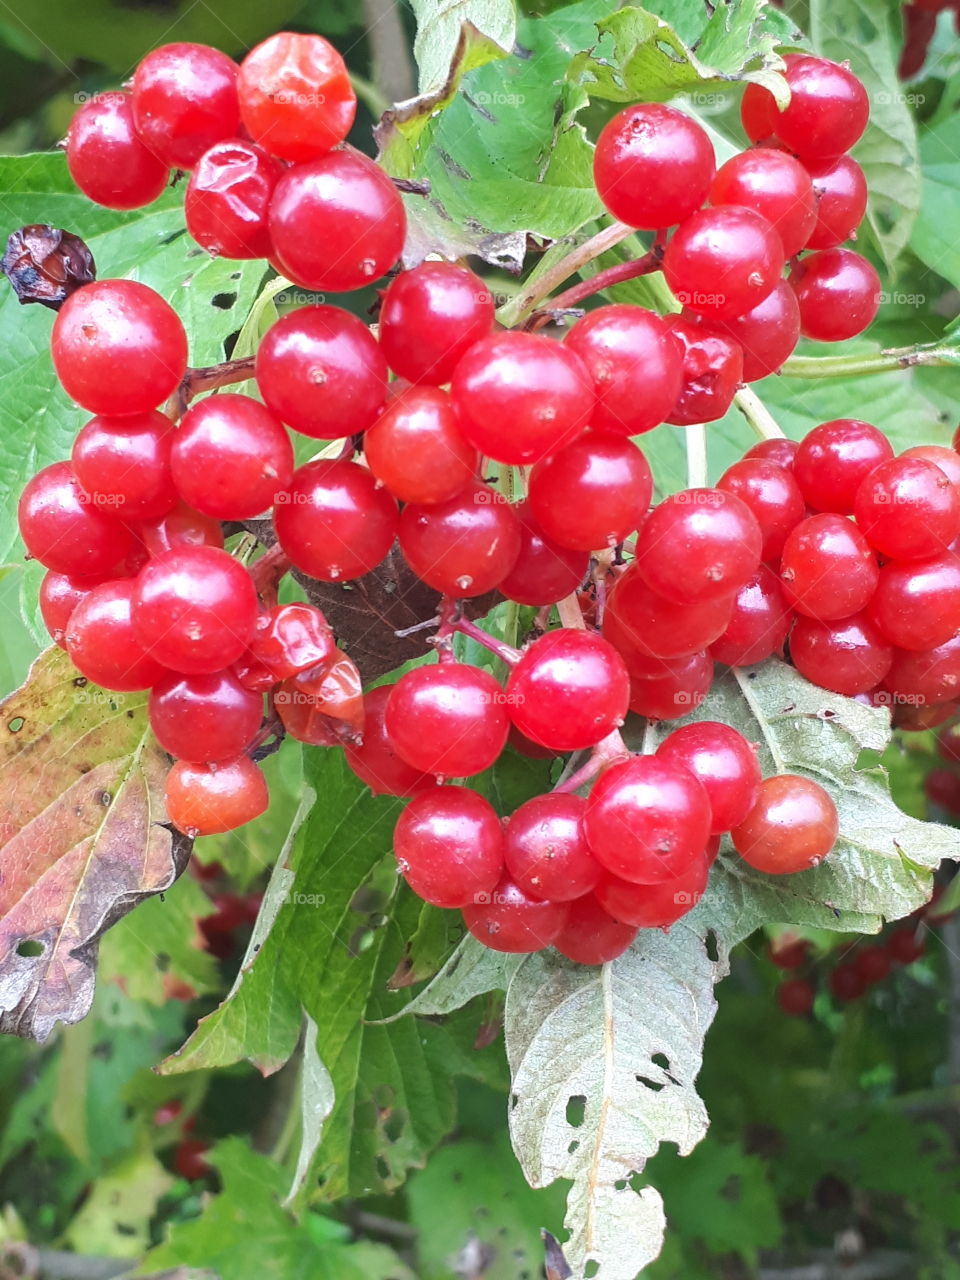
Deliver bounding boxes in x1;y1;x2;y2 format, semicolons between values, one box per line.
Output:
745;438;799;469
506;629;630;752
503;793;599;903
344;685;436;798
66;91;168;209
584;755;713;885
805;155;869;250
768;937;811;970
65;579;168;691
701;280;800;383
18;461;133;577
854;457;960;561
594;852;710;928
793;419;894;514
378;263;495;386
463;878;569;953
604;562;735;661
924;767;960;816
552;893;638;965
269;150;405;292
564;304;684;437
132;43;239;170
171;393;293;520
363;386;476;505
52;280;188;417
779;514;879;621
256;305;387;440
498;502;590;607
718;457;806;563
710;148;816;257
528;434;652;552
398;482;521;597
789;613;893;697
237;32;356;162
777;977;816;1016
40;571;100;648
133;545;258;674
149;668;263;763
139;501;223;556
830;962;866;1002
593;103;715;230
385;663;510;778
663;205;785;320
174;1137;212;1181
790;249;881;342
886;927;924;965
274;459;399;583
731;775;838;874
392;787;504;908
741;56;869;161
165;755;268;836
901;444;960;490
243;604;333;682
710;566;793;668
626;651;715;721
664;318;744;425
855;944;892;985
72;410;177;521
450;331;594;465
634;488;762;605
868;553;960;651
185;140;283;259
657;721;762;833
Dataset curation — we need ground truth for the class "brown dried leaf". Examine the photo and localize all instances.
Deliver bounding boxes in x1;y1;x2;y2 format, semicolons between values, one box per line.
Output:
0;647;186;1042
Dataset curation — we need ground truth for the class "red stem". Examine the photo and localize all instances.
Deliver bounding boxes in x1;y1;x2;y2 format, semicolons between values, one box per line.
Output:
553;729;631;794
434;598;522;666
525;246;664;332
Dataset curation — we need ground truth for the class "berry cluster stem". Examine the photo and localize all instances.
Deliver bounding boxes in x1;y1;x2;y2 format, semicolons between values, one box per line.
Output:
524;245;664;331
552;728;630;794
501;220;636;326
434;598;522;666
734;386;787;440
782;342;960;379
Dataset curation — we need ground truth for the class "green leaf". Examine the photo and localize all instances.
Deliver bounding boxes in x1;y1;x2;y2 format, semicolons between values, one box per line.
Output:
64;1149;172;1259
378;1;607;269
910;113;960;291
139;1138;415;1280
572;1;796;106
410;0;516;94
285;1015;335;1206
99;872;218;1006
0;153;265;577
407;1132;567;1279
810;0;920;272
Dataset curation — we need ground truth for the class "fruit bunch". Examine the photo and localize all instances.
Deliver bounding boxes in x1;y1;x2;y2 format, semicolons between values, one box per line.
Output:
18;33;951;967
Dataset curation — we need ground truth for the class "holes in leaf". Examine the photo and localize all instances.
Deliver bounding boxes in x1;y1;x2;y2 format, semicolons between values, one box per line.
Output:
652;1053;670;1070
585;1261;600;1277
383;1109;405;1143
510;1092;519;1111
566;1095;586;1128
7;716;24;733
211;291;237;310
375;1156;390;1182
705;930;720;963
568;1139;580;1155
16;939;43;957
636;1075;665;1092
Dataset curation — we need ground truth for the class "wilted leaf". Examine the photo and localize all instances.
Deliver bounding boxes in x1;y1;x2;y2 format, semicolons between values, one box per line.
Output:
64;1149;172;1258
410;0;516;95
0;647;185;1042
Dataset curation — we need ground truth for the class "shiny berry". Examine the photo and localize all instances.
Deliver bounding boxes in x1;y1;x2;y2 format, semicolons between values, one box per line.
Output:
604;562;735;660
385;663;510;778
552;894;638;965
65;578;168;691
343;685;436;797
398;482;521;597
66;91;168;210
806;154;869;249
790;249;881;342
498;502;590;607
702;280;800;382
40;571;99;648
149;668;263;763
392;786;504;909
593;853;710;929
132;43;239;170
665;318;743;425
868;553;960;651
657;721;762;833
664;205;785;320
463;878;569;954
741;55;869;160
503;793;599;903
18;461;133;577
528;434;652;552
779;514;878;621
378;263;495;385
165;756;268;836
789;612;893;696
731;774;838;873
185;140;283;259
710;566;792;667
72;410;177;520
634;488;763;605
793;419;894;514
717;457;806;562
363;386;476;505
854;456;960;561
710;148;816;256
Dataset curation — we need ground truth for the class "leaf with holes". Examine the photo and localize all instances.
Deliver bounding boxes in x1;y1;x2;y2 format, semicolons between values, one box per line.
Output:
391;658;958;1277
0;646;185;1042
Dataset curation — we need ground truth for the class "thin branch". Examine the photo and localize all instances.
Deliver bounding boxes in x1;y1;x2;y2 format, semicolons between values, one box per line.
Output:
525;246;663;331
684;421;708;489
781;343;957;379
503;221;636;325
734;386;787;440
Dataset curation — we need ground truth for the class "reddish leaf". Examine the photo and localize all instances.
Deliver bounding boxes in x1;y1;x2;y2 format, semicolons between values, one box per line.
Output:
0;646;186;1041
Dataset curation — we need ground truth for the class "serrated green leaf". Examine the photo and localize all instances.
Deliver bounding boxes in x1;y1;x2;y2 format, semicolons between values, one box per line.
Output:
0;152;266;578
139;1138;415;1280
64;1149;172;1259
573;1;794;106
810;0;920;272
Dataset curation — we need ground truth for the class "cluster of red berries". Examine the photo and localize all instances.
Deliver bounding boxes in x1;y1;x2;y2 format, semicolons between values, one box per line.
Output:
923;721;960;816
593;52;877;419
19;31;943;967
901;0;960;79
772;909;930;1017
66;33;404;293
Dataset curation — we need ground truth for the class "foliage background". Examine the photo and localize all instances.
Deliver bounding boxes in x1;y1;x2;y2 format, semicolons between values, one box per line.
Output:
0;1;959;1278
